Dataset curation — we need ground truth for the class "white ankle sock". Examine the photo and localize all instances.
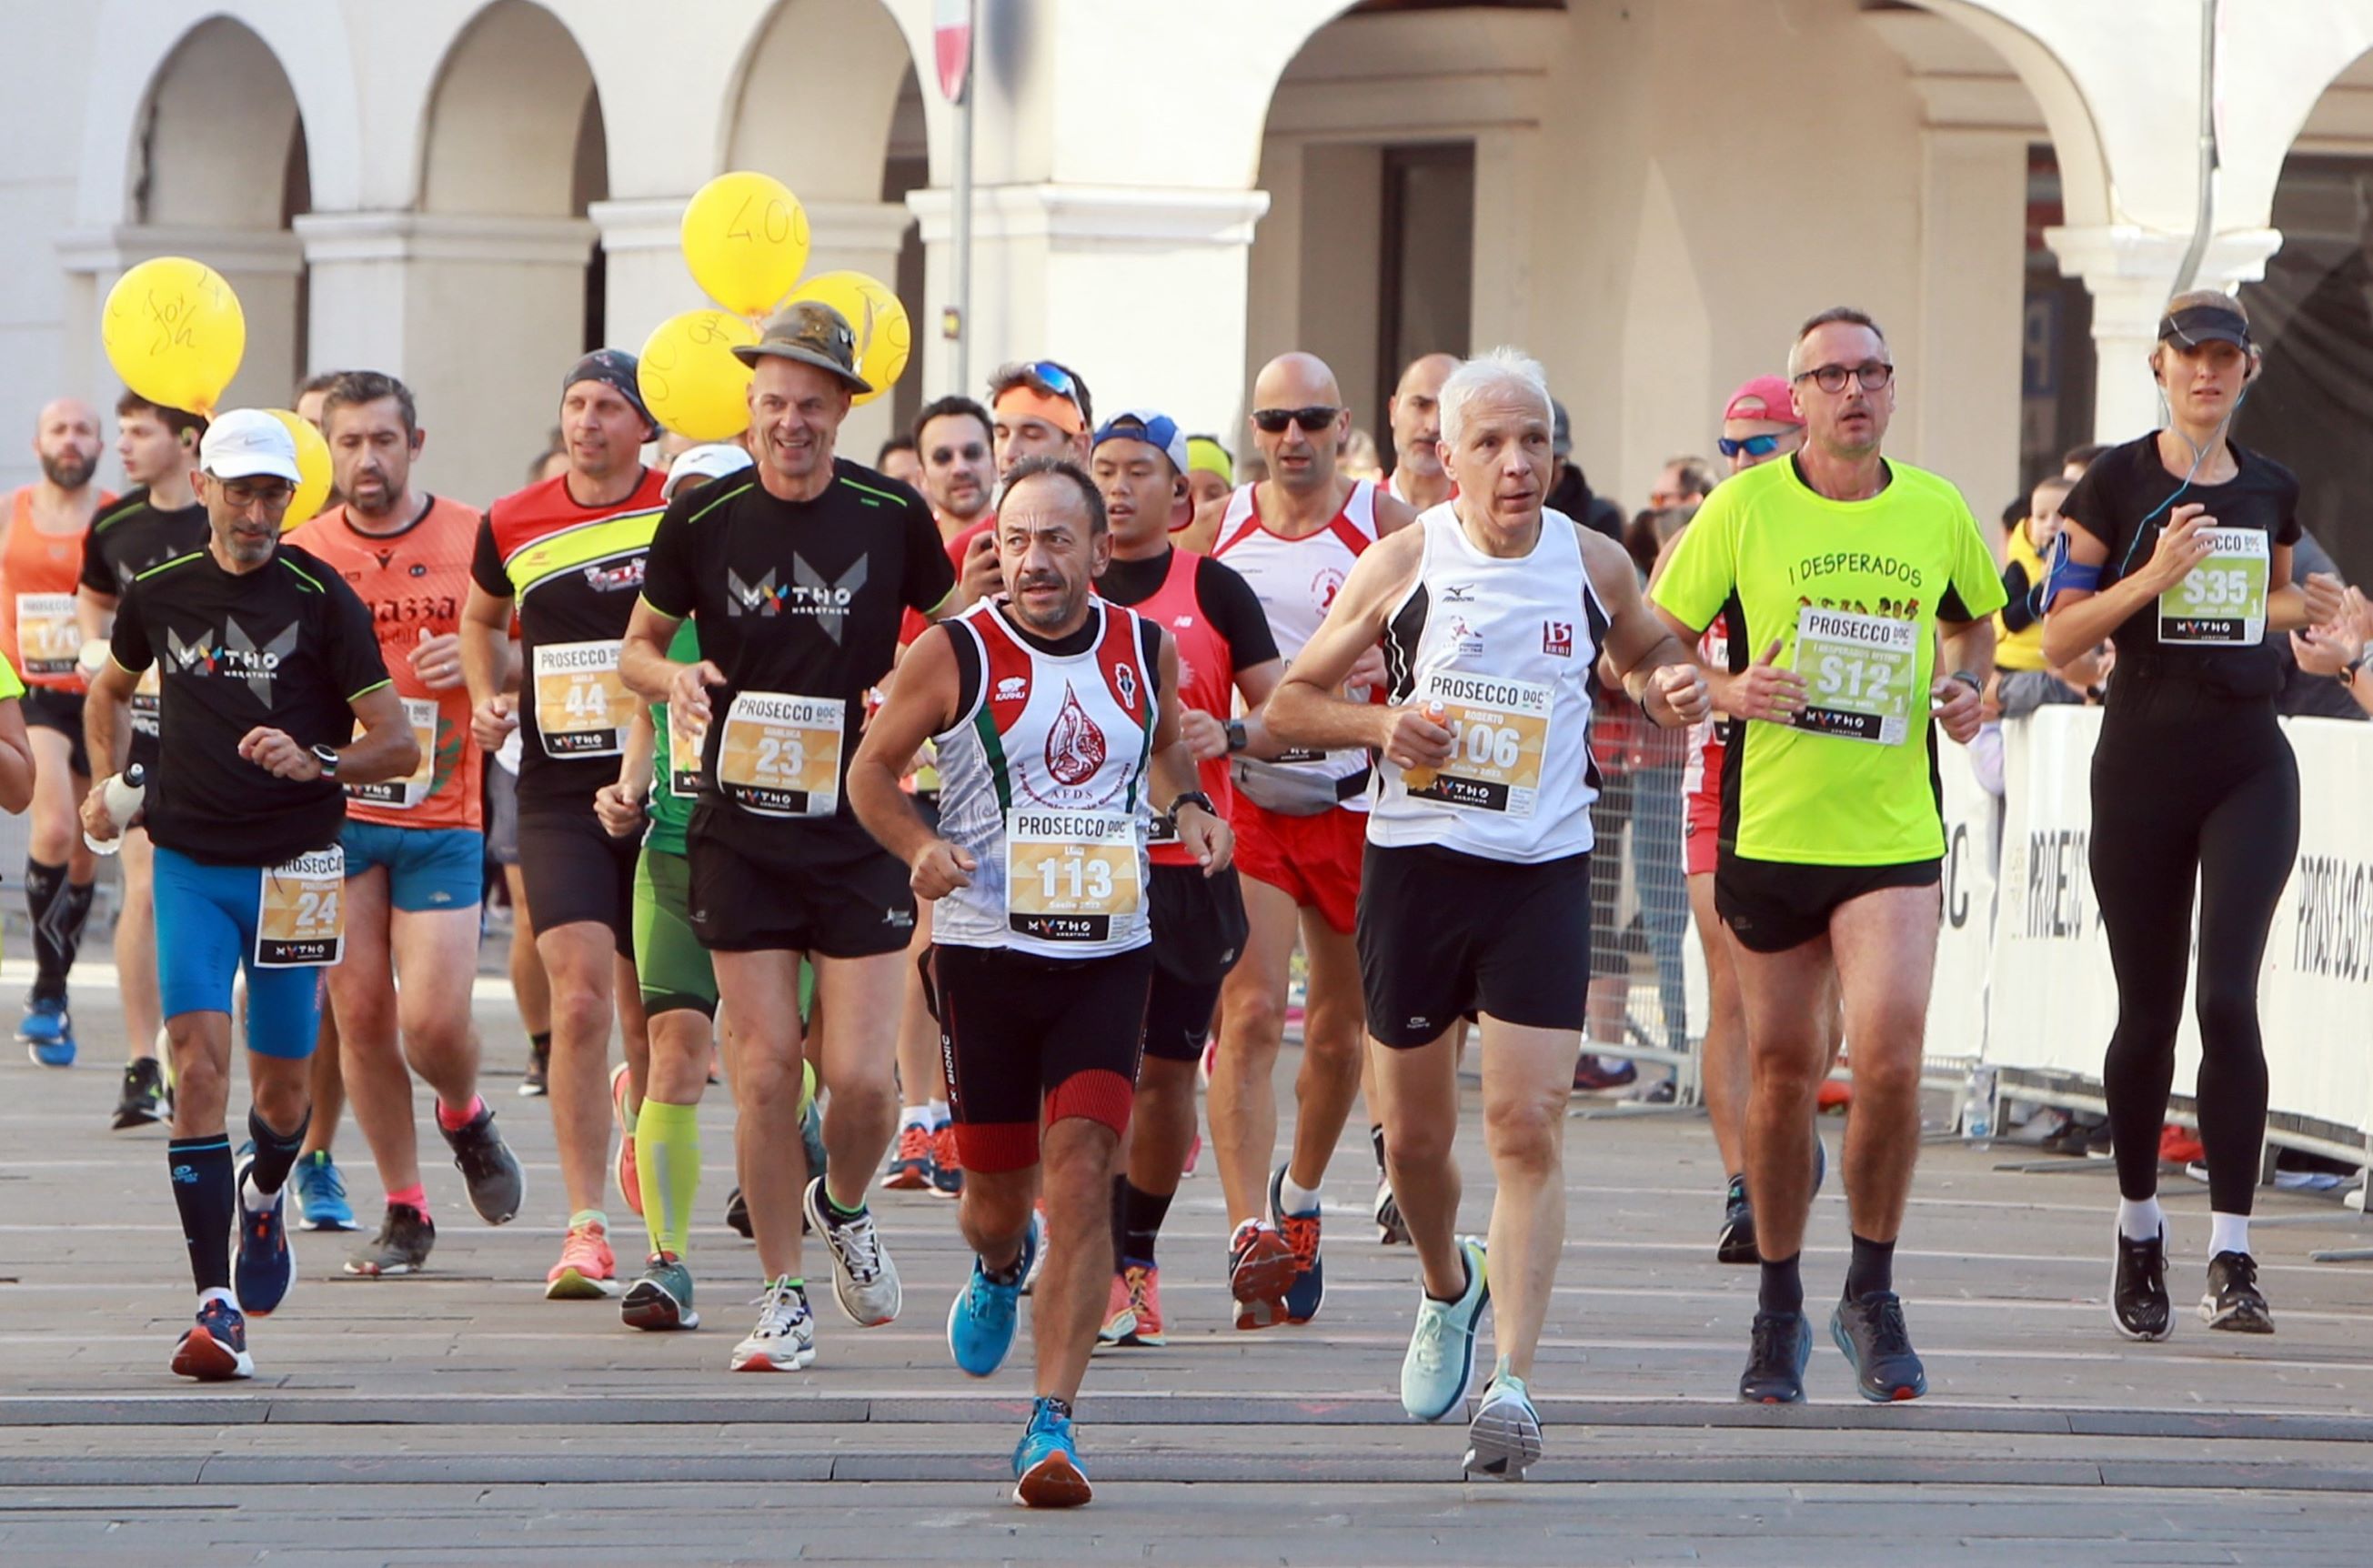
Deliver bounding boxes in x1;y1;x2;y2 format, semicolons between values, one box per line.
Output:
2208;1211;2250;1258
1279;1174;1322;1213
899;1104;929;1131
926;1099;950;1128
2116;1196;2164;1242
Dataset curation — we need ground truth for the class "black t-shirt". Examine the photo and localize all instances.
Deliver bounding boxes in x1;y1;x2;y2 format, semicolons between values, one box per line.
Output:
2061;433;2302;702
1094;549;1282;671
111;544;390;866
639;458;957;868
82;487;212;767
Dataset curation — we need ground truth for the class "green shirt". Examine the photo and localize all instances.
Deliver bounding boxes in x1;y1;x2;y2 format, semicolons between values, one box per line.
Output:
0;651;24;703
1652;456;2006;867
645;620;701;858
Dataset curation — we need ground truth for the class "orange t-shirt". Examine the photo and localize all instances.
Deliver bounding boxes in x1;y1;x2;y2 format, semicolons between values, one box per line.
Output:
286;497;484;829
2;486;114;691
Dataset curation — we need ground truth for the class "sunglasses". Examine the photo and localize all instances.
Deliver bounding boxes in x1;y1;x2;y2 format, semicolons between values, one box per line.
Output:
1717;433;1789;459
1251;406;1341;434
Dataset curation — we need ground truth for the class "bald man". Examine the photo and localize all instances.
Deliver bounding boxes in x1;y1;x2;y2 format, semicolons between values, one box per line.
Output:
1208;352;1419;1332
1385;354;1461;512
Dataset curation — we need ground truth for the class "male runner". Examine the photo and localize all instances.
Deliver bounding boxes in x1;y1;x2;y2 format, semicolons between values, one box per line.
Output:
623;303;955;1370
1085;411;1281;1346
1654;308;2000;1404
1175;437;1234;555
288;371;523;1276
1209;351;1417;1329
850;456;1232;1507
1383;353;1460;512
462;350;665;1298
8;398;108;1069
76;393;206;1123
1270;348;1707;1476
82;408;417;1380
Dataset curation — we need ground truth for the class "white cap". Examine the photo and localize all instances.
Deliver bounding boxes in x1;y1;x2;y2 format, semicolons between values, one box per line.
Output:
662;441;755;501
197;409;301;484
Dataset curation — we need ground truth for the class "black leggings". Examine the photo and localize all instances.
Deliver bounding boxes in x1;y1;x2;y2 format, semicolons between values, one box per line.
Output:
2089;697;2298;1214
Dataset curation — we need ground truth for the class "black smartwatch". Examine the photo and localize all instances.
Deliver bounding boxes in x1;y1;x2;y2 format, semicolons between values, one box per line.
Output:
1224;719;1249;754
1167;790;1217;824
1949;669;1984;695
310;743;340;780
2340;653;2368;688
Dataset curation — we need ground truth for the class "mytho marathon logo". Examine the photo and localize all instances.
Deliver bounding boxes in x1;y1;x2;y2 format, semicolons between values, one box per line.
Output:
165;619;298;703
728;556;870;642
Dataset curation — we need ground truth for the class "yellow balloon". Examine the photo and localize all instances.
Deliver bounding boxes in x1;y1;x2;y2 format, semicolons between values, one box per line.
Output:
267;409;334;530
102;256;246;416
786;271;912;407
638;310;761;442
681;172;811;317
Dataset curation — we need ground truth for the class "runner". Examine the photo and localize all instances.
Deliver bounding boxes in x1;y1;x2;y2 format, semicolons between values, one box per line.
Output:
1208;351;1417;1330
462;349;666;1299
1174;436;1233;555
623;303;956;1371
850;455;1232;1506
75;392;206;1125
1653;308;2003;1404
2041;291;2344;1339
1084;410;1279;1347
1383;353;1460;512
80;408;417;1380
287;372;524;1277
7;398;108;1071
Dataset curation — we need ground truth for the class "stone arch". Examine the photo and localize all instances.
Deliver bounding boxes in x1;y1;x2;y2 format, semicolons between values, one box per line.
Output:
420;0;603;218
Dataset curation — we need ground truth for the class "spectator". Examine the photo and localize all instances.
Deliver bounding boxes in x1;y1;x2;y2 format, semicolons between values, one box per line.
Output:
1648;455;1715;511
1994;475;2104;717
1544;398;1626;541
2276;531;2362;720
1339;427;1383;481
877;433;921;487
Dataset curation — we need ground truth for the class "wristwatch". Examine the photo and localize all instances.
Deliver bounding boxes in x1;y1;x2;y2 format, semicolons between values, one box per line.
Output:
1224;719;1249;754
311;743;340;780
1949;669;1984;695
1167;790;1217;824
2340;653;2368;688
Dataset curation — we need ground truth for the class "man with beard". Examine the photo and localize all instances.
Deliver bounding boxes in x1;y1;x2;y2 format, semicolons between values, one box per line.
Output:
1384;354;1460;512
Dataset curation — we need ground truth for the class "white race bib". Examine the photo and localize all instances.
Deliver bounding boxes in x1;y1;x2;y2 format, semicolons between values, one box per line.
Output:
1793;608;1918;746
532;639;628;759
1400;670;1554;816
1005;809;1142;942
717;692;844;818
2158;528;2269;647
255;846;346;968
346;698;438;809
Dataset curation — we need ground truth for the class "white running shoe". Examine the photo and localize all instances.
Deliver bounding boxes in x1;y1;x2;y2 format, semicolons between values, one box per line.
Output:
729;1276;817;1372
802;1177;902;1326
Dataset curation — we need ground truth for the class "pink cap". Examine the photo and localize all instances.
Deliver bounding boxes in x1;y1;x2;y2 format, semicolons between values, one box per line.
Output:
1722;375;1803;427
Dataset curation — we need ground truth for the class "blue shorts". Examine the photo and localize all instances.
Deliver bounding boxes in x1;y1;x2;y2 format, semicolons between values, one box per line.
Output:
152;845;327;1060
341;821;485;914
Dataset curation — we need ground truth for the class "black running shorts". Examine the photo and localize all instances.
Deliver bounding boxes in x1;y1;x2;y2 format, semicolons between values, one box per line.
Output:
516;808;639;958
686;832;917;959
21;687;88;778
1357;842;1591;1049
1714;853;1941;955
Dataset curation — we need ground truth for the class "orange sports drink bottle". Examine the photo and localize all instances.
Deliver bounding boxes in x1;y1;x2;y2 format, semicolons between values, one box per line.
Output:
1401;701;1449;790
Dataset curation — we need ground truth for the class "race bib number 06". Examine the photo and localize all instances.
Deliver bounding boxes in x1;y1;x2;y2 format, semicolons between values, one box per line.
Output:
717;692;844;818
1006;809;1142;943
256;846;345;968
1793;608;1917;746
533;640;628;759
1402;670;1554;816
2158;528;2268;647
347;697;438;809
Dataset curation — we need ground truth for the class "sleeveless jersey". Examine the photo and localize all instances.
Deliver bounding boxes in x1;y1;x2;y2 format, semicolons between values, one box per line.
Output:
1131;548;1238;869
3;486;109;690
1371;506;1607;863
932;599;1157;959
1683;619;1729;802
1213;479;1380;813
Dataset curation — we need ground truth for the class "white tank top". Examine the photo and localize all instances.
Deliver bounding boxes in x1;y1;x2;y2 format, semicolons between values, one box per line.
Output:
1213;479;1381;814
932;599;1156;959
1368;505;1606;863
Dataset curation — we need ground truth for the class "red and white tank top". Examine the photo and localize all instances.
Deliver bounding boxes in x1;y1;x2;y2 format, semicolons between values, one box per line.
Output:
1683;620;1729;801
1134;548;1238;869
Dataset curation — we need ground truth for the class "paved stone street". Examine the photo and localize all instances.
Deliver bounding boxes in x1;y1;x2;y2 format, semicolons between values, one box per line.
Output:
2;955;2371;1564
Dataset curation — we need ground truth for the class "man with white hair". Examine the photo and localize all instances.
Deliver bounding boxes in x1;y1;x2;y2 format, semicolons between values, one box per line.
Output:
1269;349;1709;1477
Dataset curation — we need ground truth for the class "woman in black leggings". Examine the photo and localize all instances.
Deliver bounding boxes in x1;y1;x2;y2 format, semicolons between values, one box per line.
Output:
2045;290;2342;1342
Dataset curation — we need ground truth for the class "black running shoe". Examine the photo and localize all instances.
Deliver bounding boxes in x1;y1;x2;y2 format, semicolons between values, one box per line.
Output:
345;1203;436;1277
438;1102;525;1224
1738;1310;1812;1403
724;1185;752;1240
518;1039;549;1098
1830;1292;1927;1402
1716;1176;1757;1264
113;1057;171;1130
2200;1250;2274;1333
2111;1225;2172;1342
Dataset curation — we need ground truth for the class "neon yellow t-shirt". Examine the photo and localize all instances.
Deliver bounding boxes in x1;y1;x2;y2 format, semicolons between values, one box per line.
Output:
0;650;24;702
1652;456;2006;867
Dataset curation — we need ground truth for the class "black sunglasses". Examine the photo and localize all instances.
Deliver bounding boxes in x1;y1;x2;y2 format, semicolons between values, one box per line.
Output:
1718;433;1788;459
1252;406;1340;434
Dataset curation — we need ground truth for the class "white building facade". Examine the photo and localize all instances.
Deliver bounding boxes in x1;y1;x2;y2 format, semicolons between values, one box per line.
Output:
7;0;2373;572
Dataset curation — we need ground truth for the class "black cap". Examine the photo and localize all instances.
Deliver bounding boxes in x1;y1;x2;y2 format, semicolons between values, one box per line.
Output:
732;301;872;395
561;348;658;439
2157;303;2251;351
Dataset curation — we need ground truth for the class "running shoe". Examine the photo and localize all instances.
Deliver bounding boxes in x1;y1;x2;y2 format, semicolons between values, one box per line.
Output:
1716;1175;1757;1264
730;1275;816;1371
950;1217;1037;1377
292;1149;357;1232
1021;1200;1049;1293
544;1220;618;1299
1831;1292;1928;1402
2201;1250;2275;1333
233;1153;295;1317
518;1037;549;1097
621;1251;699;1331
1098;1262;1165;1348
1571;1055;1637;1094
610;1062;641;1218
724;1186;753;1240
1739;1309;1813;1403
1199;1040;1216;1088
930;1122;963;1199
1180;1131;1202;1179
1011;1396;1091;1509
883;1122;934;1191
800;1095;830;1190
1227;1219;1295;1331
20;994;74;1067
1402;1236;1489;1422
2111;1222;2173;1342
1268;1165;1325;1324
345;1203;435;1277
1463;1359;1543;1478
170;1297;253;1382
438;1101;525;1224
1375;1173;1411;1246
802;1177;901;1326
113;1057;171;1130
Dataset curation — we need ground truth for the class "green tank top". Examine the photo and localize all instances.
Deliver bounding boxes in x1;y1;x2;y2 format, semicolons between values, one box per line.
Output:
646;619;701;857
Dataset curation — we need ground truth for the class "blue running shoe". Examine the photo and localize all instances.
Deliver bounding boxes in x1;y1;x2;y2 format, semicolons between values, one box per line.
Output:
1011;1395;1091;1509
950;1214;1038;1377
1831;1292;1928;1402
1268;1164;1325;1325
1402;1236;1489;1422
21;996;74;1068
1463;1358;1543;1478
170;1296;254;1382
292;1149;356;1232
233;1151;295;1318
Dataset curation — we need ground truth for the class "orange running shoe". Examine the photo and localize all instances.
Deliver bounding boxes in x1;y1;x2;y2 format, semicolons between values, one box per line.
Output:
545;1220;618;1300
884;1122;933;1191
1118;1263;1164;1345
930;1122;963;1198
611;1063;642;1216
1229;1220;1294;1331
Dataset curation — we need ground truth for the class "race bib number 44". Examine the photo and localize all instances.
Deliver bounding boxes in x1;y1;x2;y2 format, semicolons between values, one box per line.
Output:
1006;809;1142;943
2158;528;2269;646
717;692;844;818
347;698;438;809
1793;608;1917;746
1403;670;1553;816
15;593;80;677
256;846;345;968
533;640;628;758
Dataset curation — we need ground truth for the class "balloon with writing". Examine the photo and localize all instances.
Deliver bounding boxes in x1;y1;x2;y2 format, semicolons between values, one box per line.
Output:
103;256;246;416
785;271;912;407
267;409;335;529
638;310;762;442
681;172;811;318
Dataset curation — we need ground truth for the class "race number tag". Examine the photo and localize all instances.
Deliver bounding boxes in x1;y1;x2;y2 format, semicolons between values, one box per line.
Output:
1793;608;1917;746
532;640;628;759
670;713;707;798
1402;670;1554;816
255;846;345;968
346;698;437;809
15;594;80;678
717;692;844;818
1006;809;1142;942
2158;528;2269;646
131;665;161;739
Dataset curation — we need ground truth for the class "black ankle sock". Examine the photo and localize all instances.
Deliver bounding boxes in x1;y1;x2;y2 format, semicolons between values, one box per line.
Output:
1844;1233;1895;1302
1119;1180;1171;1267
245;1106;310;1197
168;1136;236;1294
1759;1251;1804;1317
1370;1122;1388;1172
529;1030;551;1051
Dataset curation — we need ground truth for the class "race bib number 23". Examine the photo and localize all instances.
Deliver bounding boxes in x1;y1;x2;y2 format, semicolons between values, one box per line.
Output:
717;692;844;818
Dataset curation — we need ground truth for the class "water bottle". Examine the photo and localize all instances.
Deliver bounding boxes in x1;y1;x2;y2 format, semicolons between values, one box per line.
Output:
1964;1064;1997;1144
85;764;146;857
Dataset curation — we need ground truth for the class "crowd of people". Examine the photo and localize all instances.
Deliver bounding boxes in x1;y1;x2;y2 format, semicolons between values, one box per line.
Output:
0;282;2360;1506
